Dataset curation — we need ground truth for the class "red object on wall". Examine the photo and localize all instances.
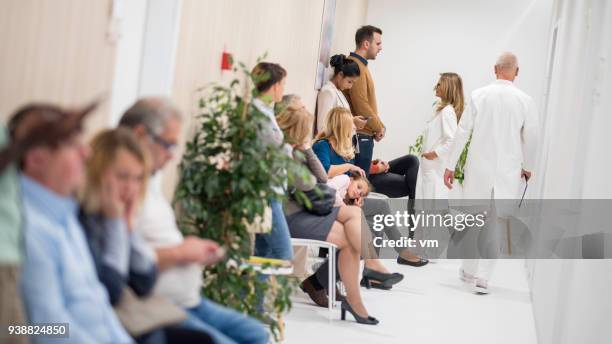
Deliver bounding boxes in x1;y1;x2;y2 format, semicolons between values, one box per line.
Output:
221;50;233;71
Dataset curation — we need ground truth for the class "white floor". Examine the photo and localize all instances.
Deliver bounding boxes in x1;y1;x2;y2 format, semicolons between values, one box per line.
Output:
284;259;538;344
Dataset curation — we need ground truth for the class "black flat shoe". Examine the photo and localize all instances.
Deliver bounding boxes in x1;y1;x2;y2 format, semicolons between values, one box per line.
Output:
340;300;379;325
361;268;404;290
397;256;429;267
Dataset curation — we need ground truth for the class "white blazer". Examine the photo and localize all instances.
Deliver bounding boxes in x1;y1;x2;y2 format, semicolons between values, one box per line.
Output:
419;105;458;199
316;81;351;133
446;79;539;199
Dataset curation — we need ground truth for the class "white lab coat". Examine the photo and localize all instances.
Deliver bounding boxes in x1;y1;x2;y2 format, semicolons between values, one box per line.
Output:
446;79;539;199
316;80;351;133
418;104;458;199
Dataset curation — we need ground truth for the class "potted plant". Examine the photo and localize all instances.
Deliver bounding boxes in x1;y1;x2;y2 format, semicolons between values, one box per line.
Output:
174;59;309;340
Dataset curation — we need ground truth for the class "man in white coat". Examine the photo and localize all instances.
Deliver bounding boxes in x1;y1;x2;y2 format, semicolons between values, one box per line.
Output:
443;52;539;293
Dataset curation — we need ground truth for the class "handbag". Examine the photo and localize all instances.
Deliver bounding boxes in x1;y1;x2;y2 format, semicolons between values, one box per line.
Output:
295;183;336;216
113;287;188;337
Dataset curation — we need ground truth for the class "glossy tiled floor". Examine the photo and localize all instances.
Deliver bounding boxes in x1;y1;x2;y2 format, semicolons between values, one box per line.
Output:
284;259;537;344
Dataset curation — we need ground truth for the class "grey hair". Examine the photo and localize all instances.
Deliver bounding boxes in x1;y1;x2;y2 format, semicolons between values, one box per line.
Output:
495;52;518;70
119;96;182;135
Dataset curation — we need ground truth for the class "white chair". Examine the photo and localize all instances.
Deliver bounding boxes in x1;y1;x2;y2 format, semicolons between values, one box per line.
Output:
291;238;338;317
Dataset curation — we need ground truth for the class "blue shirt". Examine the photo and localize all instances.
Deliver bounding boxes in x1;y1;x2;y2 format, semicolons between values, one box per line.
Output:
19;175;132;344
312;139;354;174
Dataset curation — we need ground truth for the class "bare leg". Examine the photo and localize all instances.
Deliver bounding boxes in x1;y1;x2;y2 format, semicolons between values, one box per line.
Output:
326;221;369;317
334;205;366;254
336;205;396;273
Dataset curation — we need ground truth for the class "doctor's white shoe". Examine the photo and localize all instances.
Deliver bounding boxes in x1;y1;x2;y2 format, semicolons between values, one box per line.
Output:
459;268;476;283
473;278;489;294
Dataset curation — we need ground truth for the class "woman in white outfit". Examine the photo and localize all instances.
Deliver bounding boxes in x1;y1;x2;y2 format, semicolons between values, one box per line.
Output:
414;73;463;260
419;72;464;199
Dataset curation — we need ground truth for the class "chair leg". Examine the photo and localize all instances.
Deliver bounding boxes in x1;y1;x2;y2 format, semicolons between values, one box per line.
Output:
328;246;334;318
331;247;336;307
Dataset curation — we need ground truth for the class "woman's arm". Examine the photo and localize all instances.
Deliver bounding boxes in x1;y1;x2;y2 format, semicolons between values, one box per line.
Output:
328;163;356;178
291;147;317;192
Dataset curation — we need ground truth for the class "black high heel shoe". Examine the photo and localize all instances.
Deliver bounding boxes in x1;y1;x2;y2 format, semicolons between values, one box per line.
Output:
340;300;379;325
360;267;404;290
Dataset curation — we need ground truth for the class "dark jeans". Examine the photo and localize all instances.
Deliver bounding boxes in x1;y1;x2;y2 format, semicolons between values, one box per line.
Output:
369;154;419;199
354;135;375;178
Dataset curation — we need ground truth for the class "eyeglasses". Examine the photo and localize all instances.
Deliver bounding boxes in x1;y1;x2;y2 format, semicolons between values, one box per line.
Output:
147;130;177;151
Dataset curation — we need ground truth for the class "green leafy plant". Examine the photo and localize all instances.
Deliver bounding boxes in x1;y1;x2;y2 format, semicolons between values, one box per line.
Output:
453;132;472;185
408;134;424;155
174;59;307;340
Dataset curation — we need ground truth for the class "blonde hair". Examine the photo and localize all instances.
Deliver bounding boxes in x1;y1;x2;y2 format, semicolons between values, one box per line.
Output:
80;128;148;214
436;72;465;121
315;107;355;160
275;95;314;146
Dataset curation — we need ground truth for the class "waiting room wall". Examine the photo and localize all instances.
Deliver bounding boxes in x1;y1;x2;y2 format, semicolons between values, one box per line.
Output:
0;0;116;135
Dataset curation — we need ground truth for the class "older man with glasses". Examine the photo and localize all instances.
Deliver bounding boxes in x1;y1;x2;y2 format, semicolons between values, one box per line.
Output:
118;97;268;344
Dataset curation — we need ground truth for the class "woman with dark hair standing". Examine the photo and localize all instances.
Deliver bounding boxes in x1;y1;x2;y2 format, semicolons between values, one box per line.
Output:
316;54;368;134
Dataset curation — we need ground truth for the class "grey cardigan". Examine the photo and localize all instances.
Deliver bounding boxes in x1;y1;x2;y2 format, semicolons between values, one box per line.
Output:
284;147;328;216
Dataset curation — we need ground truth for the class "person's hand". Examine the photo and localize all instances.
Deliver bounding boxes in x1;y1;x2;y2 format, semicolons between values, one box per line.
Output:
444;169;455;189
354;197;364;207
180;236;224;266
348;164;366;177
374;127;386;142
380;160;390;173
100;174;124;219
353;116;367;130
521;169;532;181
422;151;438;160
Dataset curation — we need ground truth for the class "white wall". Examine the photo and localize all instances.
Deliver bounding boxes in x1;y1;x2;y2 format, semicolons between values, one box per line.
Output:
109;0;183;126
527;1;612;344
0;0;117;134
535;0;612;199
108;0;148;125
365;0;553;164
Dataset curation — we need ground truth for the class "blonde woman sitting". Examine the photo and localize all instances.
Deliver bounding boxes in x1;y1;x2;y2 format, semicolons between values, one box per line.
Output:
313;107;429;273
275;95;378;325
